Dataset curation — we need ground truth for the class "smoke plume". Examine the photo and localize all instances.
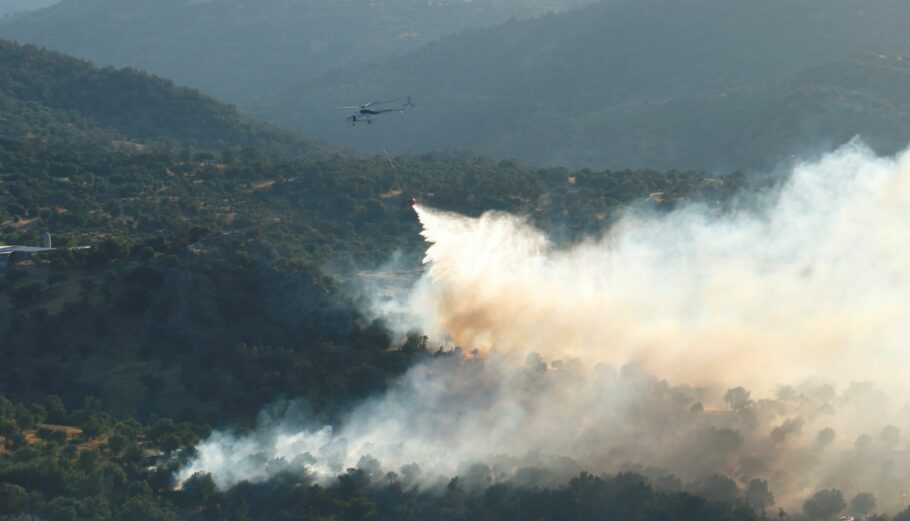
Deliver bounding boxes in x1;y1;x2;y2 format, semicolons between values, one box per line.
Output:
180;143;910;512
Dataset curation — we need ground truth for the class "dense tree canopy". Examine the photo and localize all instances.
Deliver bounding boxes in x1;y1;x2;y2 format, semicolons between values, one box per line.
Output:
0;40;334;157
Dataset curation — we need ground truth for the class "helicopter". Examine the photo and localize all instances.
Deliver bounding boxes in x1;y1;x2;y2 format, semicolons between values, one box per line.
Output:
342;97;414;125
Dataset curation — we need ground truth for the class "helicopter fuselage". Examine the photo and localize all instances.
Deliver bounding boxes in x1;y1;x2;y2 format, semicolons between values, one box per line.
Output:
346;108;402;125
344;97;412;125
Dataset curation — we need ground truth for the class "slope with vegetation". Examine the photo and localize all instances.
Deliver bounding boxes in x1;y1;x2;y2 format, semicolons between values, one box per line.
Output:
0;35;847;521
0;121;751;425
0;0;589;103
0;40;332;157
0;38;754;423
0;389;775;521
267;0;910;171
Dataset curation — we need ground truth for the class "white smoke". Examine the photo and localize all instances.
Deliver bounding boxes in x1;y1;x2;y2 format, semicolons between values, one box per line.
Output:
406;142;910;391
180;142;910;512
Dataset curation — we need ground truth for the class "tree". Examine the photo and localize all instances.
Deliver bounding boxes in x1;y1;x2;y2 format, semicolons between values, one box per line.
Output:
343;497;378;521
881;425;900;448
689;474;741;505
771;418;804;444
46;272;68;287
850;492;876;516
723;387;752;411
854;434;872;449
3;430;26;450
118;288;151;315
44;395;67;424
79;277;97;302
12;282;44;307
119;496;179;521
4;268;27;285
745;479;775;513
0;396;13;420
6;202;26;217
107;433;129;454
80;412;113;439
338;468;370;499
0;483;29;515
14;403;35;429
803;489;845;520
77;449;103;473
180;472;221;509
815;428;835;449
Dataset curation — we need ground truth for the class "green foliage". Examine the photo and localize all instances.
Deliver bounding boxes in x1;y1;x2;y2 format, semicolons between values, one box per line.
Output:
851;492;877;516
44;395;67;424
804;489;846;520
0;40;333;158
79;413;112;440
0;115;747;423
0;482;30;514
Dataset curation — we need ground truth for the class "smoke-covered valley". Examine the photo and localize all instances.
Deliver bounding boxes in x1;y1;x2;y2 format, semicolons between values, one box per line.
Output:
180;142;910;513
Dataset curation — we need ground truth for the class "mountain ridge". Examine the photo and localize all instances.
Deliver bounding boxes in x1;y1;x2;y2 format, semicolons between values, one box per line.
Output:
0;0;590;102
0;39;334;157
262;0;910;171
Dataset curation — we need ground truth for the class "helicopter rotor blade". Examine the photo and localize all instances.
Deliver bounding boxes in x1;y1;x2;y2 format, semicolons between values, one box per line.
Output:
363;98;400;108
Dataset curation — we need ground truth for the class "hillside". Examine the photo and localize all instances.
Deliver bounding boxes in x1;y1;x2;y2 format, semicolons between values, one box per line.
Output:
0;39;755;428
0;19;888;519
0;40;332;157
263;0;910;171
518;55;910;171
0;0;590;103
0;135;765;519
0;0;57;17
0;391;770;521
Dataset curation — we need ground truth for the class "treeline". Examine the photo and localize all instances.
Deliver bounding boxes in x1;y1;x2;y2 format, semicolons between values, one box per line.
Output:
5;388;910;521
0;40;334;157
0;394;200;521
0;138;755;264
0;390;768;521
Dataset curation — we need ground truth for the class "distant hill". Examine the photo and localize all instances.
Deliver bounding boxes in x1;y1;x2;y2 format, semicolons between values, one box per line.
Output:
512;55;910;171
0;40;333;157
0;0;589;103
263;0;910;171
0;0;57;17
